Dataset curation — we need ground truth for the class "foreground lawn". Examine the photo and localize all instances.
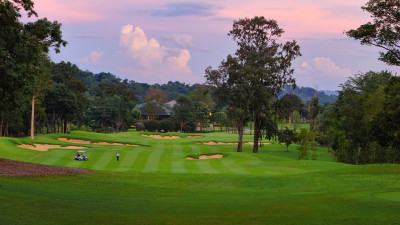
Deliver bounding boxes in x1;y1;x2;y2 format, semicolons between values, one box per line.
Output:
0;131;399;224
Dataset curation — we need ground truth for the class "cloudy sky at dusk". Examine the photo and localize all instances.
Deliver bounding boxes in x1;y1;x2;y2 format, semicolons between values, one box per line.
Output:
26;0;399;90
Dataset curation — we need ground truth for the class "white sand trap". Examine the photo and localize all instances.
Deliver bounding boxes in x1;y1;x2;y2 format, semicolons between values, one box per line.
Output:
58;138;138;146
197;141;256;145
186;154;224;160
142;135;181;139
17;144;86;152
92;142;139;146
58;138;90;144
187;136;202;138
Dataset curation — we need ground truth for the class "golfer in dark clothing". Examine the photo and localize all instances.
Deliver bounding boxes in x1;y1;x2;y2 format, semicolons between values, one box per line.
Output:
116;152;120;161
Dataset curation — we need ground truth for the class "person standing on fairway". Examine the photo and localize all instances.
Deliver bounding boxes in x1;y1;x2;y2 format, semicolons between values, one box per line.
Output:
116;152;120;161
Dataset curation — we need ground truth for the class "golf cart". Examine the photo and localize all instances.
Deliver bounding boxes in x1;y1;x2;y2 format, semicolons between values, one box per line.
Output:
75;151;88;161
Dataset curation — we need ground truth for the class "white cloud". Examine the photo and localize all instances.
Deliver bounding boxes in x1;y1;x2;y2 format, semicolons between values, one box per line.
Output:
163;34;194;49
295;57;353;90
119;25;201;83
80;50;103;64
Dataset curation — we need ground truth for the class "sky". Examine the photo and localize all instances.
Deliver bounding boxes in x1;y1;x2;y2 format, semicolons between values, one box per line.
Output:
25;0;399;90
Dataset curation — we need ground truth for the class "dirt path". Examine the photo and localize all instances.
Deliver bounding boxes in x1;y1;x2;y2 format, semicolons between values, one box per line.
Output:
0;158;93;177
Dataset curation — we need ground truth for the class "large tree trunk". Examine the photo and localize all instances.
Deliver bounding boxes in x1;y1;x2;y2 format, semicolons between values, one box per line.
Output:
253;112;260;153
52;110;56;133
30;96;35;140
356;146;361;165
67;121;71;133
0;113;3;137
63;119;67;133
5;112;9;137
237;121;244;152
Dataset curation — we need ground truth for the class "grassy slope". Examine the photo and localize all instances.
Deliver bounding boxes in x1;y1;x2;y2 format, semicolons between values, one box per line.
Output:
0;131;399;224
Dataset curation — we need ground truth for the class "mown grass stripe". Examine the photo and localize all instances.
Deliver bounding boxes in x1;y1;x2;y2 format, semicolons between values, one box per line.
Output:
157;144;172;173
40;150;70;166
170;144;186;174
91;151;114;171
142;145;164;173
115;150;142;172
131;149;152;172
220;157;249;174
128;149;145;171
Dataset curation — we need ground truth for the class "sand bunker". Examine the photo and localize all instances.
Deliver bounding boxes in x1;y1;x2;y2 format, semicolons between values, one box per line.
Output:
58;138;138;146
187;136;202;138
92;142;139;146
142;135;181;139
58;138;90;144
186;154;225;160
197;141;255;145
17;144;86;152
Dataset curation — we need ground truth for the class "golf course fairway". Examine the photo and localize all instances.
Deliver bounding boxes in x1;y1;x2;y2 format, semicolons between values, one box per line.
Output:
0;130;399;224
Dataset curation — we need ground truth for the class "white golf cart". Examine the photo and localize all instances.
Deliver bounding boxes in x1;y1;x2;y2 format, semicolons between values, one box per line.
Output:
75;151;88;161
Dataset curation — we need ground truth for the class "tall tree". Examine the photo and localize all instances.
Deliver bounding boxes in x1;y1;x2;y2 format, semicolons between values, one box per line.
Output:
228;16;301;153
0;0;67;139
372;76;400;162
205;55;251;152
346;0;400;66
310;97;321;131
280;94;304;124
143;87;167;120
172;96;195;133
189;84;215;109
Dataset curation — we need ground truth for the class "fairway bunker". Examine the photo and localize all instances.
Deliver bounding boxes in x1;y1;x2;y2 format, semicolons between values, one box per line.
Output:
58;138;139;146
196;141;255;145
186;154;225;160
17;144;87;152
142;134;181;139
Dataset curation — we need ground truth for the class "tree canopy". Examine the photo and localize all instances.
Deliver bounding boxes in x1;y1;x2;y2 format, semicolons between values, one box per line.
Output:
346;0;400;66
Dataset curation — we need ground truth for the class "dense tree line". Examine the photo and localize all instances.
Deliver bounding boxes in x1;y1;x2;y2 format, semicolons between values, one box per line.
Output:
313;0;400;164
318;71;400;164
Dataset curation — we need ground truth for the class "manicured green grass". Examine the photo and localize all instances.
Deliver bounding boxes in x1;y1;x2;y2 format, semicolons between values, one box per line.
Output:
0;130;399;224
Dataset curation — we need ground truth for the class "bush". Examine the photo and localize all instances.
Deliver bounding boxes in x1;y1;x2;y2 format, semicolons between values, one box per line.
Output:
135;122;145;131
183;121;197;133
160;119;175;132
316;133;328;146
143;120;160;132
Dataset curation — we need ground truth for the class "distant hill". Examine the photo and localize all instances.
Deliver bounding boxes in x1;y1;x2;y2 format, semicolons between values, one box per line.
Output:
278;86;337;105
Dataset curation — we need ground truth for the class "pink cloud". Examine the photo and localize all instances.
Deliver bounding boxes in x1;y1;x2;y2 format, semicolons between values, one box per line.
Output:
119;25;201;84
32;0;108;23
214;0;369;36
295;57;352;90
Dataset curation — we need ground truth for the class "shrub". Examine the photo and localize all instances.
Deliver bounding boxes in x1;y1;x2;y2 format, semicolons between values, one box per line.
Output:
184;121;197;133
160;119;175;132
143;120;160;132
135;122;145;131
